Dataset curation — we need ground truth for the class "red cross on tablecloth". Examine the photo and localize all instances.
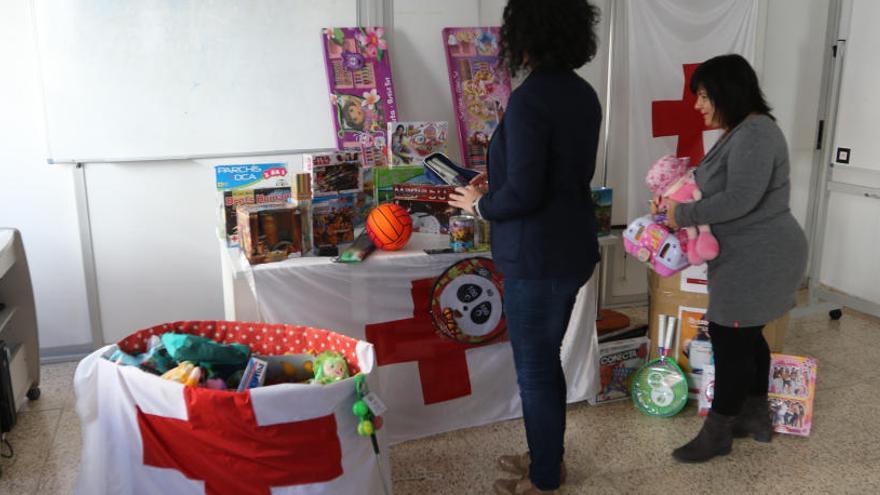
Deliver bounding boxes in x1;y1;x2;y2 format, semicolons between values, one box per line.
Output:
651;63;710;166
138;387;343;495
365;277;508;405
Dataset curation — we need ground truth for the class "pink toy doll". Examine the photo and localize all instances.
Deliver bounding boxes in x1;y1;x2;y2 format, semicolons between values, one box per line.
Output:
646;155;719;265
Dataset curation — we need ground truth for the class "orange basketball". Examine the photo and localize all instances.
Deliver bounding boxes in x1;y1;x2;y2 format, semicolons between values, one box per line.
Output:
366;203;413;251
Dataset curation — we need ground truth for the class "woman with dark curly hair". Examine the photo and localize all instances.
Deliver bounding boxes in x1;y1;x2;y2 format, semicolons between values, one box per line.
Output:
449;1;602;493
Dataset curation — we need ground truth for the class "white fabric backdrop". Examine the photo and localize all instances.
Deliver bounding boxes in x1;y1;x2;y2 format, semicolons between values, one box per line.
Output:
618;0;760;221
247;234;600;444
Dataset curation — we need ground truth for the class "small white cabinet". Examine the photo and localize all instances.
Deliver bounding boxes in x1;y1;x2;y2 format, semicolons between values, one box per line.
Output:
0;229;41;418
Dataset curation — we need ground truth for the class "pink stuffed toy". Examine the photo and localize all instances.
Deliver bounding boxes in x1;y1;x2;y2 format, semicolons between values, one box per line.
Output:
646;155;719;265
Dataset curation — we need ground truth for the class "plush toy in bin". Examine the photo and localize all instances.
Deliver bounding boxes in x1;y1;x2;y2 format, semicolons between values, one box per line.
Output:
366;203;413;251
646;155;719;265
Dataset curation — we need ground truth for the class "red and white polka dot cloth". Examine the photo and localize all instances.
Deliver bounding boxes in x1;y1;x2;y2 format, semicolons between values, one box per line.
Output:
117;321;363;374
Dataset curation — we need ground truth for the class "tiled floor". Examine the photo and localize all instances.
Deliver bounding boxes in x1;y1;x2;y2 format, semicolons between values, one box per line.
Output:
2;305;879;494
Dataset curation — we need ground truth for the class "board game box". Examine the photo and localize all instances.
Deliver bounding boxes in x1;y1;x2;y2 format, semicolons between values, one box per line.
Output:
215;163;291;247
311;194;356;249
392;183;459;234
590;336;650;405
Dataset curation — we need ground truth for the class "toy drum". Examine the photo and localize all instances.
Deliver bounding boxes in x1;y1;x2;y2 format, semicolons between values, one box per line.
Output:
449;215;476;252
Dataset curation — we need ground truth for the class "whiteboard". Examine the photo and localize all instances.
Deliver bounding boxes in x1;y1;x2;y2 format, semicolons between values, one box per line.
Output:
33;0;358;163
831;0;880;171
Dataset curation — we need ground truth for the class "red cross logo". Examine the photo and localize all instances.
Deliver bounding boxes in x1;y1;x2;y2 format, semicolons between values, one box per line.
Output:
365;278;508;405
652;63;710;166
138;387;343;495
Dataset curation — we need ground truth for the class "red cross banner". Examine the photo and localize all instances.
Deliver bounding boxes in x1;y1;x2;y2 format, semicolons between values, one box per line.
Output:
620;0;760;220
73;329;390;494
247;239;599;444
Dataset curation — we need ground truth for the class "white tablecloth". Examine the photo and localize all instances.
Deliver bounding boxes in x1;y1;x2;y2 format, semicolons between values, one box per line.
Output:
222;233;600;444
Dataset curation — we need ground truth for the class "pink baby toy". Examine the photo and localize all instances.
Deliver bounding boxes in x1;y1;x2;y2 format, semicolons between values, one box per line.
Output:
623;215;690;276
646;155;720;265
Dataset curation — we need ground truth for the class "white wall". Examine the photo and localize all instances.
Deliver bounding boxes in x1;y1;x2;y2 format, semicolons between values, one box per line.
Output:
0;0;93;350
760;0;830;229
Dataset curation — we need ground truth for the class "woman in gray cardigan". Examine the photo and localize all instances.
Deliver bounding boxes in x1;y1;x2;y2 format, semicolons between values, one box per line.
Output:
666;54;807;463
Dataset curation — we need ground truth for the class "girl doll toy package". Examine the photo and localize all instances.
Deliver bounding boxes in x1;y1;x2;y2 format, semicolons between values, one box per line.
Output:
322;27;398;168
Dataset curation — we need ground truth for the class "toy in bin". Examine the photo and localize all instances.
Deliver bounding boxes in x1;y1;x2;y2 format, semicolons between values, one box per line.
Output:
623;215;689;276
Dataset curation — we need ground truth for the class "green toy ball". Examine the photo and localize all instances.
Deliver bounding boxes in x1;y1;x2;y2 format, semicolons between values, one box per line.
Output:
352;399;369;418
357;419;374;436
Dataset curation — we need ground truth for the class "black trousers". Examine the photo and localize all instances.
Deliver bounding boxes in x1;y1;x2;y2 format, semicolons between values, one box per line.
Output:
708;321;770;416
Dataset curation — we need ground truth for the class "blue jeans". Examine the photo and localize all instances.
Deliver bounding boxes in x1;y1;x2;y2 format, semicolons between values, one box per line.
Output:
504;276;588;490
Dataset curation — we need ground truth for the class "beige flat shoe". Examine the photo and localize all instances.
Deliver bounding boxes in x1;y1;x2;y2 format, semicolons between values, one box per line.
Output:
497;452;567;484
493;476;559;495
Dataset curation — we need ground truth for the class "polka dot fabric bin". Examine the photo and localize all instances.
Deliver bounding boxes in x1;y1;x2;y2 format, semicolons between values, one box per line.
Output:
117;321;363;374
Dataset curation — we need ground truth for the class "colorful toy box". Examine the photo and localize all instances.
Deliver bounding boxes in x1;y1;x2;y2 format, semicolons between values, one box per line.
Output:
393;183;459;234
387;121;449;167
443;27;511;171
623;214;689;277
591;187;613;237
321;27;398;168
590;336;651;405
215;163;291;247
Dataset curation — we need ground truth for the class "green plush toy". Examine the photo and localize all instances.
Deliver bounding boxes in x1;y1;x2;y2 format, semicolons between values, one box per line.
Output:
312;351;350;384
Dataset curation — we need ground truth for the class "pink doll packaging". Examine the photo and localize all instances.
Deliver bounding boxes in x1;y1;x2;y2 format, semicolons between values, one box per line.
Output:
322;27;398;168
623;214;689;277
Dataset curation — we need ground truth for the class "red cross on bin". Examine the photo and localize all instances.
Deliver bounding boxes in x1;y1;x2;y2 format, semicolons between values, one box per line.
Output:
138;387;343;495
651;63;710;166
366;277;508;405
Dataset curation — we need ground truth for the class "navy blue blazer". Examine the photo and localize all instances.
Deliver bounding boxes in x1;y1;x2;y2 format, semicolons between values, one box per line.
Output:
477;68;601;280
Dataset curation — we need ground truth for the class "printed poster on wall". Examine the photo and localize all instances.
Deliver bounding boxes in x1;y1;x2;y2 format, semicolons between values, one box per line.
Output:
322;27;399;168
443;27;512;171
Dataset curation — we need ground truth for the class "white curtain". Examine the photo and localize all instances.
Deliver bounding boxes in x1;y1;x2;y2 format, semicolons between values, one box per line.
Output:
610;0;760;222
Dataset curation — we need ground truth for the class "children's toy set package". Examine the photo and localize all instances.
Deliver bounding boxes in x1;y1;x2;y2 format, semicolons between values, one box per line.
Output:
768;353;817;437
215;163;291;247
322;27;398;168
443;27;511;171
388;121;449;167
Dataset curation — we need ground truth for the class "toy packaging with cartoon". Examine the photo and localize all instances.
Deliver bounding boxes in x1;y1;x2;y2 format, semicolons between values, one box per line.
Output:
312;194;357;249
322;27;398;168
768;354;817;437
215;163;291;247
590;336;650;405
393;183;460;234
387;121;449;167
443;27;511;171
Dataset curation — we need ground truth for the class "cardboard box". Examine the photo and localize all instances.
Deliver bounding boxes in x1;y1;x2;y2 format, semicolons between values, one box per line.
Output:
648;269;789;362
236;203;305;265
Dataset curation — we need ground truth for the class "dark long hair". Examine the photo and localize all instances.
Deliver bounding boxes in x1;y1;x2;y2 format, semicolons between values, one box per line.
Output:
690;54;774;129
498;0;600;78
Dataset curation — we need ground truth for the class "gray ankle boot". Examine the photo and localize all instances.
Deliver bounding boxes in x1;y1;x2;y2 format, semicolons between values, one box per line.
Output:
732;395;773;442
672;410;735;463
